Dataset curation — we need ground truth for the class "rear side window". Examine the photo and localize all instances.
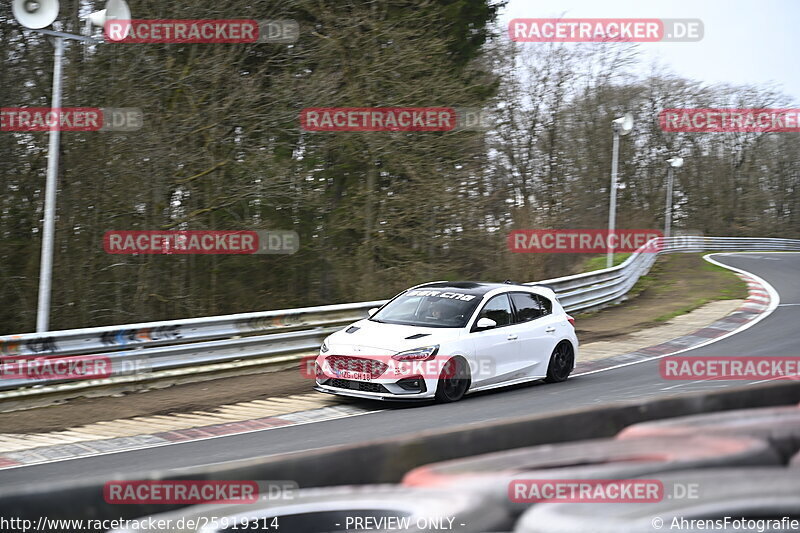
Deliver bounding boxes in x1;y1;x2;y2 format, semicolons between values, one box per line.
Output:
510;292;551;323
476;294;513;327
537;294;553;314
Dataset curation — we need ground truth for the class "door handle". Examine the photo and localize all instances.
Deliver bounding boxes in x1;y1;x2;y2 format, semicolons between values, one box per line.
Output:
507;334;518;340
545;327;556;333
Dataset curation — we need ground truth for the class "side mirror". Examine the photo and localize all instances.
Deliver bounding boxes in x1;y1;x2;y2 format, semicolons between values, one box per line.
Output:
367;307;379;317
475;317;497;330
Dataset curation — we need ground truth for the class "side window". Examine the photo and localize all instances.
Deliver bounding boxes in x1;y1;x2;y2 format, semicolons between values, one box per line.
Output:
510;293;545;323
536;294;553;315
476;294;513;327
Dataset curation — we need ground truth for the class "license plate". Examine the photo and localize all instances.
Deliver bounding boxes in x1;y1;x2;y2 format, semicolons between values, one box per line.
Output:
338;370;372;381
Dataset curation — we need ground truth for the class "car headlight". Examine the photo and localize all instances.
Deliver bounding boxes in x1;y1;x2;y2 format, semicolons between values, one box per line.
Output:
392;345;439;361
320;338;330;353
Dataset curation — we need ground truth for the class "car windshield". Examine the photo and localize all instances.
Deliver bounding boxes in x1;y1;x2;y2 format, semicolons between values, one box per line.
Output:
370;289;482;328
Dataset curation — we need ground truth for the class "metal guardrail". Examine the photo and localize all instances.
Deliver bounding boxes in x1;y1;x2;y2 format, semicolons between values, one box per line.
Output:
535;236;800;313
533;260;652;314
1;236;799;397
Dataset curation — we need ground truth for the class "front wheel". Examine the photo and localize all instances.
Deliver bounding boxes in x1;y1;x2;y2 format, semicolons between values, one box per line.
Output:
544;342;574;383
435;357;471;402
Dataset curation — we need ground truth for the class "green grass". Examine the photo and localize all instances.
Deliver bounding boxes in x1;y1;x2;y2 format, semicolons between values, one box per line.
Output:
637;254;747;322
575;251;750;326
582;252;631;272
652;298;713;322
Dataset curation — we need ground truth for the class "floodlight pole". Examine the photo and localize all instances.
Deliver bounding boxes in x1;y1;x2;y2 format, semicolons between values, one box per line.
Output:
34;30;99;333
664;156;684;240
606;124;621;269
35;35;64;333
664;165;674;239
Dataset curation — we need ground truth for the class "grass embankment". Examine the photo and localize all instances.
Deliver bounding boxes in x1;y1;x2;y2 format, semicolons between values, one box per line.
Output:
575;253;748;342
582;252;632;271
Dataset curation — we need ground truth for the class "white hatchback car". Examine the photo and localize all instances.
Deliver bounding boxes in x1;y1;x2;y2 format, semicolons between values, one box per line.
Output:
313;281;578;402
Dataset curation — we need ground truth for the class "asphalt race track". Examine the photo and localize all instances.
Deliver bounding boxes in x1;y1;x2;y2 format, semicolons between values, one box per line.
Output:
1;252;797;489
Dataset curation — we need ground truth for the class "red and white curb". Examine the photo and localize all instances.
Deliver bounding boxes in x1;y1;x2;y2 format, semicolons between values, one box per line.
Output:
575;252;780;377
0;401;381;470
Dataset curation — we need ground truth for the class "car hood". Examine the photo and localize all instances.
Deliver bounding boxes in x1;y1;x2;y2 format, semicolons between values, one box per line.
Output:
326;319;462;355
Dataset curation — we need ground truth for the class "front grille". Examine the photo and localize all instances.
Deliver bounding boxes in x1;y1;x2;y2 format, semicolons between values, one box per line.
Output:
329;378;389;394
325;355;388;378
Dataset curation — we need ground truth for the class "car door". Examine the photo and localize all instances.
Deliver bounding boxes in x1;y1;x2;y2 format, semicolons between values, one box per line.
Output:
468;293;520;387
507;292;560;378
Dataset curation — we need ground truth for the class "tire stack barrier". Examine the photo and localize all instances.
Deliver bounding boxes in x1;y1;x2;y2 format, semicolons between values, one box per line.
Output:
513;468;800;533
109;485;512;533
4;384;800;531
617;406;800;461
508;406;800;531
790;451;800;466
401;435;780;516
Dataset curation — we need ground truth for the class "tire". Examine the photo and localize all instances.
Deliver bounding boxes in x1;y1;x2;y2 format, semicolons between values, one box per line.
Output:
403;434;779;487
107;484;512;533
791;450;800;467
617;406;800;462
435;356;471;403
513;467;800;533
544;341;573;383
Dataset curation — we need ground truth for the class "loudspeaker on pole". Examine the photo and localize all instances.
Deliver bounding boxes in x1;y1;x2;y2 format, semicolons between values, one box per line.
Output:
12;0;60;29
82;0;132;41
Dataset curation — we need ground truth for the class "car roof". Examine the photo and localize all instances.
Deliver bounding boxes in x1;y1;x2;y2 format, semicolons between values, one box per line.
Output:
410;280;539;297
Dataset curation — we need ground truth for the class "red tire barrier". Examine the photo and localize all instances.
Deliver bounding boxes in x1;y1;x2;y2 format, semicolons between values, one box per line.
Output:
402;435;780;516
513;467;800;533
108;484;512;533
617;406;800;461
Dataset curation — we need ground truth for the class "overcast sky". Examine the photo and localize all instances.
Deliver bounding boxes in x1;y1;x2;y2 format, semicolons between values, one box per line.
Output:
499;0;800;104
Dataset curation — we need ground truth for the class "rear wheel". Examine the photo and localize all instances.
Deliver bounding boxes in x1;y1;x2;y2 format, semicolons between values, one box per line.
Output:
544;341;574;383
435;357;471;402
